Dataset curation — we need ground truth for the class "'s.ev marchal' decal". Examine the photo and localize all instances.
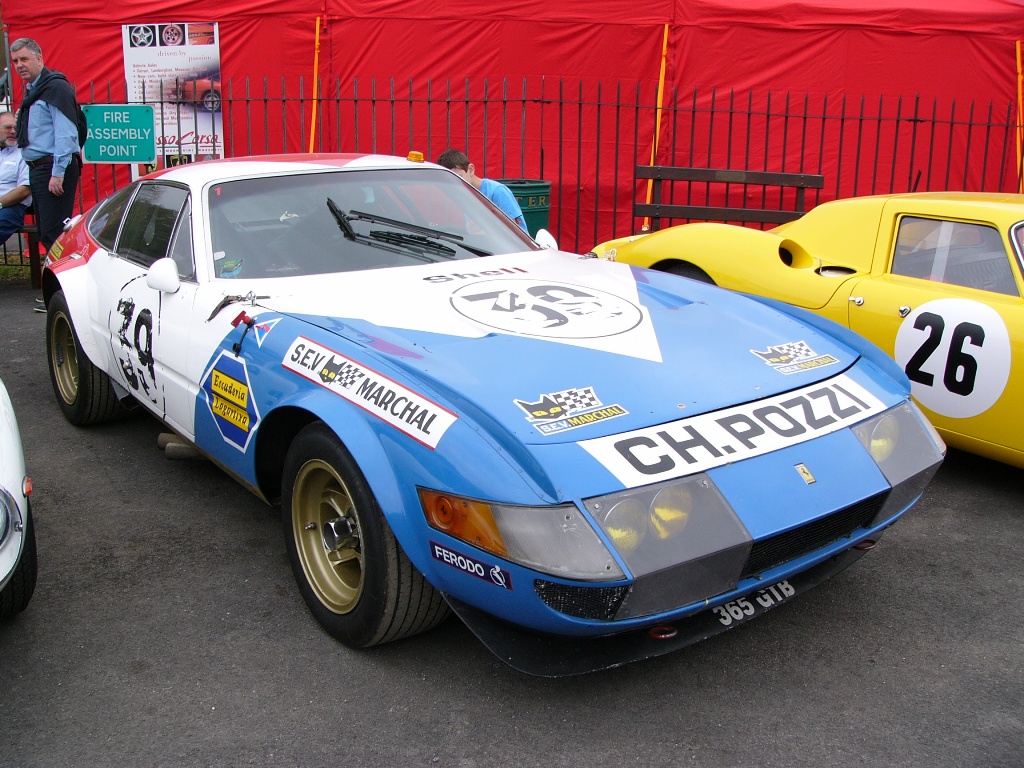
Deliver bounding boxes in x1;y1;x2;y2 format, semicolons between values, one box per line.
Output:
430;541;513;590
515;385;628;435
751;340;838;375
579;374;886;488
201;351;261;452
282;336;457;449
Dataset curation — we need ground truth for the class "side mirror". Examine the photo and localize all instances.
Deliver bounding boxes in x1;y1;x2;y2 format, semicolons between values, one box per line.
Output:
147;257;181;294
534;228;558;250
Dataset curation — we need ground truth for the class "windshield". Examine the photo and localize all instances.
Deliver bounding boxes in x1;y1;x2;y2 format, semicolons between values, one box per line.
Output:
207;167;538;278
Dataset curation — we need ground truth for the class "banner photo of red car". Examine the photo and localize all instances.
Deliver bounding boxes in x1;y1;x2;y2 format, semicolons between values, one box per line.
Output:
121;21;223;176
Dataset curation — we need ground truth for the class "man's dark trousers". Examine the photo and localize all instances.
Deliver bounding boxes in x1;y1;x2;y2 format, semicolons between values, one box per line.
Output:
28;156;79;252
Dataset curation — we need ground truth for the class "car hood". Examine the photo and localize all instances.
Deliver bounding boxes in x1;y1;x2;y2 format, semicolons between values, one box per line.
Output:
258;251;863;444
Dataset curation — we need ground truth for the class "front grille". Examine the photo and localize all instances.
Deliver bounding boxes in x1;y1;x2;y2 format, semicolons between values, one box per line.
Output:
741;491;888;579
534;580;629;621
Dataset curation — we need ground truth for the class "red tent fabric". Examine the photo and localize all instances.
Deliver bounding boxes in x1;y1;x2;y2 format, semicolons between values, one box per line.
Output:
6;0;1019;103
4;0;1021;241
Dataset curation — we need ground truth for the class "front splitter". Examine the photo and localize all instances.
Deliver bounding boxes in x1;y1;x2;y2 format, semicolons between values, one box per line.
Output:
445;546;869;677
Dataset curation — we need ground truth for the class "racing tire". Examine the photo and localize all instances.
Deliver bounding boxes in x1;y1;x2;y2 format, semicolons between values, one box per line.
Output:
282;422;450;647
46;290;130;426
664;262;717;285
0;508;37;620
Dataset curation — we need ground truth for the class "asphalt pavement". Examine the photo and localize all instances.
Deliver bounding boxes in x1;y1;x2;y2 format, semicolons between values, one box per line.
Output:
0;277;1021;767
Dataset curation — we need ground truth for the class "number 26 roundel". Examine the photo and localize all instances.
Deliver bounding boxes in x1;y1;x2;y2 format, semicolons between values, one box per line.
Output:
894;298;1011;419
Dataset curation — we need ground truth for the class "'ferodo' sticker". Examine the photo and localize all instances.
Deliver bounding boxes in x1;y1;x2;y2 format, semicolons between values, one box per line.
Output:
894;298;1010;419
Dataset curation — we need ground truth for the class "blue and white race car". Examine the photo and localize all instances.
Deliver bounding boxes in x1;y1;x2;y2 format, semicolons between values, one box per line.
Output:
42;153;944;675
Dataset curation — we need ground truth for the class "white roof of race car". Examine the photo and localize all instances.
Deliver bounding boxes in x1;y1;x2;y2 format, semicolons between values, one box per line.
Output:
150;153;440;187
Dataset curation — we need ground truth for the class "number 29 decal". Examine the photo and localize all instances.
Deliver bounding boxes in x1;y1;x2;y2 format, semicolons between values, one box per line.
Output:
894;298;1010;419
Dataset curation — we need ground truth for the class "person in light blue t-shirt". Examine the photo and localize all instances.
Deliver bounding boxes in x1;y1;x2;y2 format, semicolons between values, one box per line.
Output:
436;148;528;233
0;112;31;244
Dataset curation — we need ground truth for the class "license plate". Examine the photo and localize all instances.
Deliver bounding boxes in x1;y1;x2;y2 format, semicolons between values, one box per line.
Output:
711;580;795;627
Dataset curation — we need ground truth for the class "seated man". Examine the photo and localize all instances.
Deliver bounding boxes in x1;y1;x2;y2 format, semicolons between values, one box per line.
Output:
0;111;32;244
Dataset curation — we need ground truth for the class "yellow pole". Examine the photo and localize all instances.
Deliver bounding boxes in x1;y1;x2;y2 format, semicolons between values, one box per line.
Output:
308;16;322;153
1017;40;1023;193
643;24;670;231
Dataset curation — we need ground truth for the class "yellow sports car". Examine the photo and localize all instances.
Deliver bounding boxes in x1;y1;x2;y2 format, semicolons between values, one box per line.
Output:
591;192;1024;468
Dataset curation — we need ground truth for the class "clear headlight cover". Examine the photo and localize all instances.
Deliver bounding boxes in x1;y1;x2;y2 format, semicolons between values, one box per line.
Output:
852;401;945;525
582;473;751;579
852;401;946;487
420;489;624;580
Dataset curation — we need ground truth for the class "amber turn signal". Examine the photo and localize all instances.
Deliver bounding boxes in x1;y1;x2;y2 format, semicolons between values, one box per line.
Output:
418;489;508;557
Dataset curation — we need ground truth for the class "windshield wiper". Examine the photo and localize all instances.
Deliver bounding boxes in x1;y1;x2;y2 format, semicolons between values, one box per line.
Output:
324;197;437;262
369;230;457;259
348;209;493;257
326;197;357;240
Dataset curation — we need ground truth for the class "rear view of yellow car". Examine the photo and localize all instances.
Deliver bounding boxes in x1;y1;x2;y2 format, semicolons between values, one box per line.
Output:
592;192;1024;468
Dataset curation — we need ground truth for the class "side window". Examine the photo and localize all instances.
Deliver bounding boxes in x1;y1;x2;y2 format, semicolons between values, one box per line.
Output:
88;184;137;251
167;199;195;280
1012;222;1024;275
116;183;190;267
892;216;1019;297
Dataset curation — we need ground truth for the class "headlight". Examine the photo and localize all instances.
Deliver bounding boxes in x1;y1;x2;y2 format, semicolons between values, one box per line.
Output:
584;474;752;618
864;411;900;464
853;402;945;485
419;489;624;580
852;401;945;524
583;474;750;579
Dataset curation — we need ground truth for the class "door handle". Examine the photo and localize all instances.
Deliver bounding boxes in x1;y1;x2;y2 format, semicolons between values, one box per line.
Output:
848;296;864;306
898;305;911;318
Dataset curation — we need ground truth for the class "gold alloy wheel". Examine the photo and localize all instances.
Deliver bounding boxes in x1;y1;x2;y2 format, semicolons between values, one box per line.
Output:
50;312;80;406
292;459;364;614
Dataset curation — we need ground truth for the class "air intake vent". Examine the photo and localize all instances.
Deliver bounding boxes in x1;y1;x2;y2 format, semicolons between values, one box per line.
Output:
742;492;888;579
534;580;629;621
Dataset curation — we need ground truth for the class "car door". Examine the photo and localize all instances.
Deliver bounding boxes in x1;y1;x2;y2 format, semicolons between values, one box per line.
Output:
92;182;199;436
846;212;1024;457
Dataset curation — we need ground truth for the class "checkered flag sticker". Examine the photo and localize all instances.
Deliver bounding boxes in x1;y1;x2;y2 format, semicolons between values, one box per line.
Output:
751;340;816;366
551;386;601;412
318;355;365;389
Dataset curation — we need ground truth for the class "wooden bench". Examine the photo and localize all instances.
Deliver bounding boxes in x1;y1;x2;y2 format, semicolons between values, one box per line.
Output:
633;166;825;232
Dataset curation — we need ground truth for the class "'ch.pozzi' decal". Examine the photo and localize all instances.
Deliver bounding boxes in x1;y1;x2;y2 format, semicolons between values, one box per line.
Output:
579;373;886;487
515;385;627;435
282;336;457;449
751;340;839;375
201;351;261;452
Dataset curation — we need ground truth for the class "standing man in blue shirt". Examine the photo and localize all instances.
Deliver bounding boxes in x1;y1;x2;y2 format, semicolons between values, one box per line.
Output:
10;37;82;255
0;111;32;243
436;148;529;233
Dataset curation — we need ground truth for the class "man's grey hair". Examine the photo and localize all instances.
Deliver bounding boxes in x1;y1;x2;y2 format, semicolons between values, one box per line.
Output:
10;38;43;56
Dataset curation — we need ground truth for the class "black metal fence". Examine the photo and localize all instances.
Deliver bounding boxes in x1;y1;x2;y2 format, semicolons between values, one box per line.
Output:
4;76;1021;271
